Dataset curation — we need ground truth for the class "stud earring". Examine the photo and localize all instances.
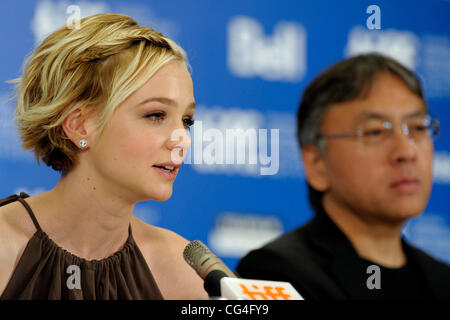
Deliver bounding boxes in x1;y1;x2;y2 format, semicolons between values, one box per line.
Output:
79;139;88;148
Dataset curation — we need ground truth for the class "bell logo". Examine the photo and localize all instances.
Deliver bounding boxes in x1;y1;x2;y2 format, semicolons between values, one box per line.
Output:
227;16;306;82
345;26;418;70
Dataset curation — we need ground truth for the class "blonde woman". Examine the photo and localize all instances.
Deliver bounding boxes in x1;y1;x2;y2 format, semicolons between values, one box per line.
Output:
0;14;207;300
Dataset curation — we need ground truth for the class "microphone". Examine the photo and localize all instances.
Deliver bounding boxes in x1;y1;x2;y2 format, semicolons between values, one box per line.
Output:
183;240;237;297
183;240;304;300
183;240;237;279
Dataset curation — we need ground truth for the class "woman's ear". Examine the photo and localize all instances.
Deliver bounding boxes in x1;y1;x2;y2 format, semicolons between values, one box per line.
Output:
62;106;97;148
301;144;330;192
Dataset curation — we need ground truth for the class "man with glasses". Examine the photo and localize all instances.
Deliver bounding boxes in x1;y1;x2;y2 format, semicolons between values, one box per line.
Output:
236;53;450;299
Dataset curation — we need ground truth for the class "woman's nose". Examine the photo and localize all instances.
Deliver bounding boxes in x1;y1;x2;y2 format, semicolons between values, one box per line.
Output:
167;128;192;164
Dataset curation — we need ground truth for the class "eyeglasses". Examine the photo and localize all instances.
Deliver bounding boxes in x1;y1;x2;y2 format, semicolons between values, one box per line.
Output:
316;114;440;146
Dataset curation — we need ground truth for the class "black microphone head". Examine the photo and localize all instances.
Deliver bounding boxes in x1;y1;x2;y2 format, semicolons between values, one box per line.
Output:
203;270;227;297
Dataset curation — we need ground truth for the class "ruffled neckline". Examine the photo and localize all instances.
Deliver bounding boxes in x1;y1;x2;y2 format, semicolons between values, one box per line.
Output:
32;226;136;269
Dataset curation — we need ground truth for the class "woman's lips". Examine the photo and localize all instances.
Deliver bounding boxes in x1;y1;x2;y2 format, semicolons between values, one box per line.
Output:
152;166;177;180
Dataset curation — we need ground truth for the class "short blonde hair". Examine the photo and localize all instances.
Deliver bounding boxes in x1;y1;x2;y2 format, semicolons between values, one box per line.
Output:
9;13;188;174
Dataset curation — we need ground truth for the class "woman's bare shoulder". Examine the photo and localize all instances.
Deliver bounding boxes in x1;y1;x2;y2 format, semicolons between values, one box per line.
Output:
0;201;36;297
0;197;38;237
131;216;208;300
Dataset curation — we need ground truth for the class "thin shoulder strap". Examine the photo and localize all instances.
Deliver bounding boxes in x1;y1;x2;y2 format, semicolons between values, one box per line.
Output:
15;192;42;232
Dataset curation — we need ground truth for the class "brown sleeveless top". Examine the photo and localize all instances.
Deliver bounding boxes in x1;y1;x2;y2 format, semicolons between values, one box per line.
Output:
0;192;164;300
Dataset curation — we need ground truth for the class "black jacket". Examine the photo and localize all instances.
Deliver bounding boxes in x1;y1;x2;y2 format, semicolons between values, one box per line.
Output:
236;208;450;299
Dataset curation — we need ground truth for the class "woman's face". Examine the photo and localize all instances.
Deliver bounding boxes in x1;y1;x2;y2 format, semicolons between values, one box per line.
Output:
86;60;195;203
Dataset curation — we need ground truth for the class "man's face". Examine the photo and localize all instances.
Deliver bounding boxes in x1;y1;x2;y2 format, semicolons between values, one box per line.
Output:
319;72;434;223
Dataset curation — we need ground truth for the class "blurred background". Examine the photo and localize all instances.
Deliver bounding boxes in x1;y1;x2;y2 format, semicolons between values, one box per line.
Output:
0;0;449;271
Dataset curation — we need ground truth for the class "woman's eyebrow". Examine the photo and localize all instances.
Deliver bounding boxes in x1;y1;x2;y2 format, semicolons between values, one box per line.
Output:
137;97;175;107
137;97;196;110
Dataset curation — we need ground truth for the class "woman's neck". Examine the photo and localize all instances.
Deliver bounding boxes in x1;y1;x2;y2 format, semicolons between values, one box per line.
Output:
29;168;136;260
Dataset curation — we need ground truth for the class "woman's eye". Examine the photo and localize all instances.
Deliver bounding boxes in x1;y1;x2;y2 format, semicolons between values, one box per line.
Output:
183;118;195;129
145;112;165;122
145;112;194;129
412;125;427;132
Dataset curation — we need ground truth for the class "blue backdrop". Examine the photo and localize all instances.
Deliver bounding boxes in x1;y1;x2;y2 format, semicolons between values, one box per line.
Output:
1;0;449;271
